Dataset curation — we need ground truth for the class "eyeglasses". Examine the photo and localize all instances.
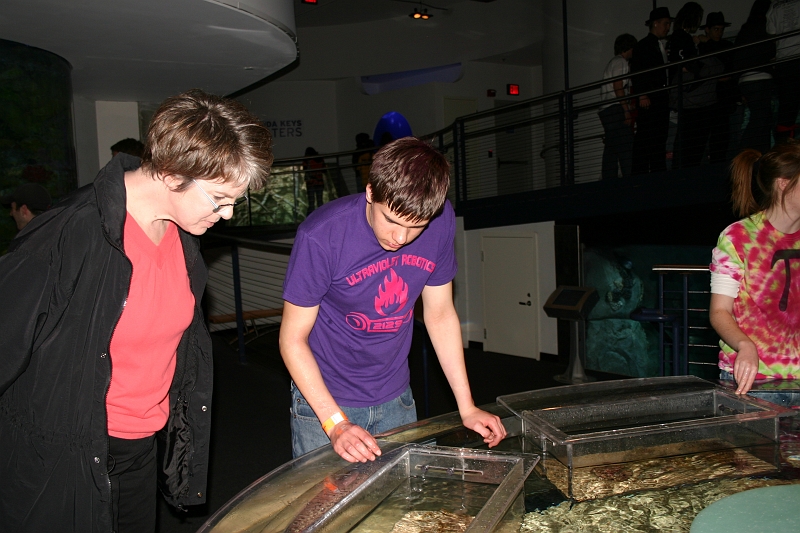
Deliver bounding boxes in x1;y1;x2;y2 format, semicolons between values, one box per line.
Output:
192;179;248;213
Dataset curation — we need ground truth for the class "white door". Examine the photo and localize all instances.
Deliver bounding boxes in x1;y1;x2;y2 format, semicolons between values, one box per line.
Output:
482;235;540;359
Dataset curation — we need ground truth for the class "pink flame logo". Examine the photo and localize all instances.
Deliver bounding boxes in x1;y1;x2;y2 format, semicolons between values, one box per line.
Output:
374;269;408;316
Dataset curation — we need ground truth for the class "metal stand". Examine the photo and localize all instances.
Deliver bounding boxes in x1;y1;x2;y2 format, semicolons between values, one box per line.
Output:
543;286;599;384
555;320;594;384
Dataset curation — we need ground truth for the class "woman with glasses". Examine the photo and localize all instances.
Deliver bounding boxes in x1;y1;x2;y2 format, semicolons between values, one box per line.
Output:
0;89;272;533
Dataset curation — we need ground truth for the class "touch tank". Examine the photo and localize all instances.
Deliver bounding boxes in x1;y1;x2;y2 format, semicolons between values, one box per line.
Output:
197;377;799;533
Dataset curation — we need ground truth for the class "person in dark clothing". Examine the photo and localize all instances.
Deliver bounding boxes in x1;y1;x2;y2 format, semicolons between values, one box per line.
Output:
698;12;736;164
767;0;800;144
734;0;776;152
599;34;638;179
669;2;705;168
111;137;145;158
352;132;374;193
668;2;704;66
0;90;273;533
631;7;674;174
303;146;325;215
0;182;51;231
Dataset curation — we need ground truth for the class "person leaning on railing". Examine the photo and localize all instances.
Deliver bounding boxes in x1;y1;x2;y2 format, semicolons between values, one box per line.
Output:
630;7;673;174
598;34;637;179
709;142;800;407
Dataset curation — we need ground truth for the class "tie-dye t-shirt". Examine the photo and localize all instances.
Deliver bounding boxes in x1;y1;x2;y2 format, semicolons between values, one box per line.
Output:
709;212;800;380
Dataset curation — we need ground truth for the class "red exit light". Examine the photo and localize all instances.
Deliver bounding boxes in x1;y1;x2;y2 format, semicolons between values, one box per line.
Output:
507;84;520;96
301;0;318;4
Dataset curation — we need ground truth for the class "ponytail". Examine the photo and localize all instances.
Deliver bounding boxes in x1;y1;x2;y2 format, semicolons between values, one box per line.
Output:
730;149;762;217
730;140;800;218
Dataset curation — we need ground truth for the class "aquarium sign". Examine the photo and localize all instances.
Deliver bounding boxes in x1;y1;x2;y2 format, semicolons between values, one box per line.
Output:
264;119;303;138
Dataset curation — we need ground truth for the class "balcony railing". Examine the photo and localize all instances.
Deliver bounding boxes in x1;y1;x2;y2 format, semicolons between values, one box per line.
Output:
224;29;799;229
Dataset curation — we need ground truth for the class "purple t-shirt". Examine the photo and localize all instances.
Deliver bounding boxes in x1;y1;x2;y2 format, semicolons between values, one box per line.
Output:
283;193;457;407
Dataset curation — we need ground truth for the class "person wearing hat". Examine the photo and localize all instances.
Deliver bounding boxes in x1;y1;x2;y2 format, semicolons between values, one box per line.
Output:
1;182;51;231
767;0;800;144
700;11;732;42
631;6;673;174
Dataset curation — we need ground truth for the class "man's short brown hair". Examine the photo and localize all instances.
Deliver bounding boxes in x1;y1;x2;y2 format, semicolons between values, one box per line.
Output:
368;137;450;222
140;89;273;191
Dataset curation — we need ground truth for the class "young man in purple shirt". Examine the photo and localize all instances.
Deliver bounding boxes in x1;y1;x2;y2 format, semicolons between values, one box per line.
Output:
280;137;506;462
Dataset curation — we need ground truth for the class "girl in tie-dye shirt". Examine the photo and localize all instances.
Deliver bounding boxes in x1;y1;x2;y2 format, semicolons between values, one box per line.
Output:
710;142;800;402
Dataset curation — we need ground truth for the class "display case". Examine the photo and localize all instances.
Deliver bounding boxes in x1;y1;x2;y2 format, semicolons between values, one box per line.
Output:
198;441;538;533
498;376;794;500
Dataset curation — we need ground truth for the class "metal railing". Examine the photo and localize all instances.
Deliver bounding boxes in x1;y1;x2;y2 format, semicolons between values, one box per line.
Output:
225;29;800;228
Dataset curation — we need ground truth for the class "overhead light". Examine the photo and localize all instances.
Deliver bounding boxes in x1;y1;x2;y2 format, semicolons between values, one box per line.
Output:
409;8;433;19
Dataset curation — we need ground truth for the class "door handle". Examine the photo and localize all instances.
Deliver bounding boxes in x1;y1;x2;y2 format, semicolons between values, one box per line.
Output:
518;301;531;306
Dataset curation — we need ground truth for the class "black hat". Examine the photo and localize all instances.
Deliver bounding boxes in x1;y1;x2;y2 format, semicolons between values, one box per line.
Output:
701;12;731;29
645;7;673;25
0;183;52;211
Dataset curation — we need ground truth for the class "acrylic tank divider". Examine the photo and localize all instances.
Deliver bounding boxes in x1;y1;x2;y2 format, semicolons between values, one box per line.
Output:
497;376;794;500
196;406;538;533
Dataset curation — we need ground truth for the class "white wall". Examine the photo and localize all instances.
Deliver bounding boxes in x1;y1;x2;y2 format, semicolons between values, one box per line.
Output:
237;61;541;160
237;80;339;159
283;0;540;82
72;95;99;187
95;101;140;169
459;220;558;357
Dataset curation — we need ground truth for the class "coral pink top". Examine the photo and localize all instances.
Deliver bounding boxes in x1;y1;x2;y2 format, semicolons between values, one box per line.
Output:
107;215;195;439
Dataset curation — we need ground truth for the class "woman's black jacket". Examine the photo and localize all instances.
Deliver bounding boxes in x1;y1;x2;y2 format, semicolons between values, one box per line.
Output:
0;154;213;532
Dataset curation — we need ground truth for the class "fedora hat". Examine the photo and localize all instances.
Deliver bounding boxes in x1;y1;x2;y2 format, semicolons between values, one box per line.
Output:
645;7;673;25
700;12;731;29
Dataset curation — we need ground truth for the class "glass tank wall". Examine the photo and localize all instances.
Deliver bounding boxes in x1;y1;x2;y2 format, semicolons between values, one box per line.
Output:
583;245;717;378
197;377;798;533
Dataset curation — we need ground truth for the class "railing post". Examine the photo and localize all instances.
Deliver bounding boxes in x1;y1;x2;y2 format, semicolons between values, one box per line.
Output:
453;120;467;208
293;166;301;224
231;243;247;364
559;94;566;186
674;68;683;170
682;273;690;375
566;92;575;186
246;185;253;227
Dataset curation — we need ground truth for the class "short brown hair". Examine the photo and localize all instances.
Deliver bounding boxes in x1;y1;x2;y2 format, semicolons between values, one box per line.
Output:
368;137;450;222
140;89;273;191
731;140;800;217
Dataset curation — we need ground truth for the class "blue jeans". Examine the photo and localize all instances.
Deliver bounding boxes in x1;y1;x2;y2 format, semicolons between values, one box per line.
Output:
290;382;417;458
720;371;800;408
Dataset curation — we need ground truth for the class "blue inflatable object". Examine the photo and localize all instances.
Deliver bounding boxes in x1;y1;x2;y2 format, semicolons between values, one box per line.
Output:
373;111;413;147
